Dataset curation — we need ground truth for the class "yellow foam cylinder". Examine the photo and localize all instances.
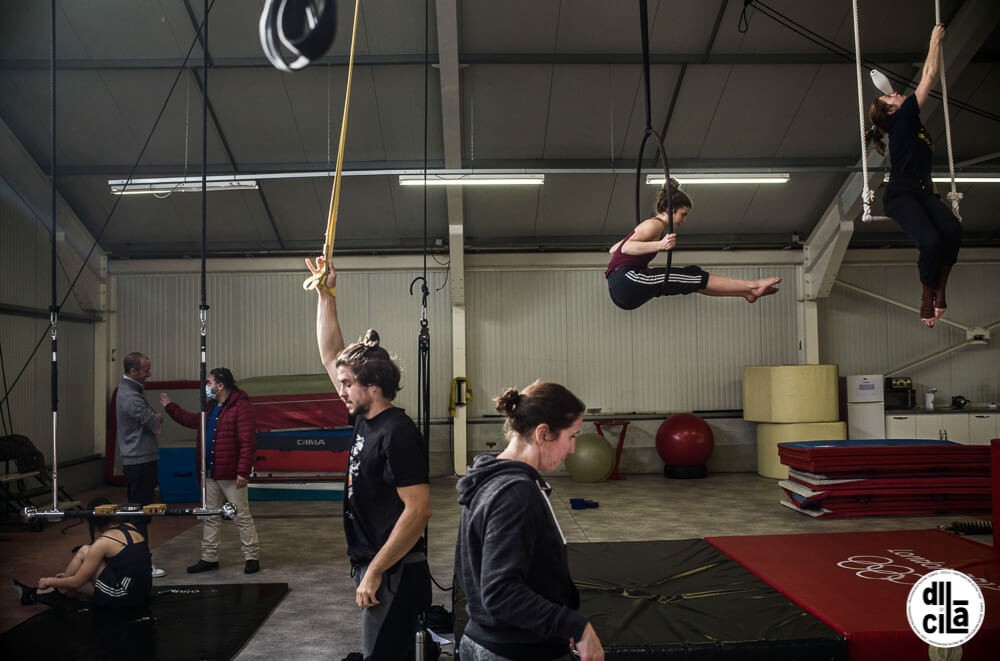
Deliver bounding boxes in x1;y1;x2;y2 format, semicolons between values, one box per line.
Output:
743;365;839;423
755;421;847;479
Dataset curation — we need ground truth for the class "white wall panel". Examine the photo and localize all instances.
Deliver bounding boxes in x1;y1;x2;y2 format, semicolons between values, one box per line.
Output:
2;179;95;462
114;268;452;417
0;314;95;463
466;264;799;416
821;262;1000;405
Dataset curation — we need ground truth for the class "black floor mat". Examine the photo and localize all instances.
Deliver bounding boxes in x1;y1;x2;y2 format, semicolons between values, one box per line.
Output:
1;583;288;660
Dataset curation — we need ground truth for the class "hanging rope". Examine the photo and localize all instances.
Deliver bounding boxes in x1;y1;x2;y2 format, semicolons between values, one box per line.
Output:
634;0;676;277
259;0;338;72
850;0;884;223
935;0;962;220
302;0;360;296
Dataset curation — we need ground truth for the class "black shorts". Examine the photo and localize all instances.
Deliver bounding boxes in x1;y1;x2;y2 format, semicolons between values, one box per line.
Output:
607;265;709;310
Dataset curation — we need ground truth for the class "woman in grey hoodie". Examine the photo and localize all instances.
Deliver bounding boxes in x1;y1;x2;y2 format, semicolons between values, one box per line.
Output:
455;381;604;661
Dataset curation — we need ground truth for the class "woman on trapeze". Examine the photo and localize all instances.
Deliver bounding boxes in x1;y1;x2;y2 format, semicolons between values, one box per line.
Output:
605;178;781;311
865;25;961;328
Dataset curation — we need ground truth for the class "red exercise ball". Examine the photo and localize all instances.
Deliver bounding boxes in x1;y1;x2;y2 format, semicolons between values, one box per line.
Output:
655;413;714;479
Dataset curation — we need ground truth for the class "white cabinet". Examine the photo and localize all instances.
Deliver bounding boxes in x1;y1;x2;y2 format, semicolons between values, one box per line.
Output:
885;415;916;439
915;415;945;440
940;414;970;444
969;414;999;446
883;413;973;443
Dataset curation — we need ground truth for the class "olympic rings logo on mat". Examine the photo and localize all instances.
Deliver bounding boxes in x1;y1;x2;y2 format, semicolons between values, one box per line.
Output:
837;555;920;585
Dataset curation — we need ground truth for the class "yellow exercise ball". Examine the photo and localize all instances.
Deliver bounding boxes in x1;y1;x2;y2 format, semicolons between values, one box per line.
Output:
564;432;615;483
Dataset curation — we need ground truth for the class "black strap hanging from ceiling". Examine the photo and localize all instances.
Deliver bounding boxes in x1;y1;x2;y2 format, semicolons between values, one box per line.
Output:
634;0;676;282
48;0;60;511
197;0;212;511
409;0;432;459
260;0;338;72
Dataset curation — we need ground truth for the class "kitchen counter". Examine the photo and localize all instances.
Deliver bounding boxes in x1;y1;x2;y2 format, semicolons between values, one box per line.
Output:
886;406;999;414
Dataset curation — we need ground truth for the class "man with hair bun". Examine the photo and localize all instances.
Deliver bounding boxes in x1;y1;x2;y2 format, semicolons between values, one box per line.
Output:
455;381;605;661
312;256;432;661
605;178;782;310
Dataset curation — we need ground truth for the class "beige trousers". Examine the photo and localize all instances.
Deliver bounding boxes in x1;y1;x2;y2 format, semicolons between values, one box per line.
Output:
201;478;259;561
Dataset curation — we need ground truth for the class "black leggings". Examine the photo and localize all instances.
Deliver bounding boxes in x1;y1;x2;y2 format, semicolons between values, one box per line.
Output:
884;187;961;286
606;265;709;311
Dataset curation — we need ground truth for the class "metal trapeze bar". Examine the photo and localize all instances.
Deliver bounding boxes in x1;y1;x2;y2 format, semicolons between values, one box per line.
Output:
23;502;237;523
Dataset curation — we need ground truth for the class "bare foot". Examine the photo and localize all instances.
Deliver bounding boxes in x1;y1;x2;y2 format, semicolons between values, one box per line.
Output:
933;307;946;321
921;316;936;328
745;277;781;303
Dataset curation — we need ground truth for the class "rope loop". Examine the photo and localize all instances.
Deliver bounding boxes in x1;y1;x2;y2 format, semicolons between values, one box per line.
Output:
302;0;361;293
946;190;963;220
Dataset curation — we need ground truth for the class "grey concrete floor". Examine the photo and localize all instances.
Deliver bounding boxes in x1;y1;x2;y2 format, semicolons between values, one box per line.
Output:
145;473;993;660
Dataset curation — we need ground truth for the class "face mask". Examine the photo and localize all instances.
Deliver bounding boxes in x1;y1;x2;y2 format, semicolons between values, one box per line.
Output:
205;384;216;399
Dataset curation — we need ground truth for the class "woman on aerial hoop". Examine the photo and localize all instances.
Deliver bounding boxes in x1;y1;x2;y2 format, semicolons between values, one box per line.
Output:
865;25;961;328
605;178;781;311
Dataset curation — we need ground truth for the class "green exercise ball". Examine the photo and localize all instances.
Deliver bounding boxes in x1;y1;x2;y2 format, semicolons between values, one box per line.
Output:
565;432;615;483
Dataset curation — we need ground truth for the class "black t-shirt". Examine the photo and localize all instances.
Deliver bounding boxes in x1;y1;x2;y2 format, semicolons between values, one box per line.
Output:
343;406;429;565
887;94;933;186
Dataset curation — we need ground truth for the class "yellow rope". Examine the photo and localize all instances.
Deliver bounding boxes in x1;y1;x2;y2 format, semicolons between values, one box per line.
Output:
303;0;362;297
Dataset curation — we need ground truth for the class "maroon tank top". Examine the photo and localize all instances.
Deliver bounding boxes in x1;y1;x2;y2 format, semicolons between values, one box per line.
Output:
605;230;656;277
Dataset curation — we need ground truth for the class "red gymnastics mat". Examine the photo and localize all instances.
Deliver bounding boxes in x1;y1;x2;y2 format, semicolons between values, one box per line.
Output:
707;530;1000;661
778;439;990;474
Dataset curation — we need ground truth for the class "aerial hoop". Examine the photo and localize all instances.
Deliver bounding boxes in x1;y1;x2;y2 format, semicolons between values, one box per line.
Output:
634;0;676;277
303;0;361;296
260;0;338;72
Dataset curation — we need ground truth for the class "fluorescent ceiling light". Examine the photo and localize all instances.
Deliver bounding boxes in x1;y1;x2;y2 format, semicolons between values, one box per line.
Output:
646;173;790;185
878;174;1000;184
109;176;259;196
399;174;544;186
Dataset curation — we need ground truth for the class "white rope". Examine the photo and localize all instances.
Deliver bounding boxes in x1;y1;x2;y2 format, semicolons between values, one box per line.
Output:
851;0;883;223
935;0;962;220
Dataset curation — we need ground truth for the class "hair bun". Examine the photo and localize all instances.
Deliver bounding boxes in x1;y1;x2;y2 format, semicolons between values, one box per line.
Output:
494;387;521;416
668;177;681;191
361;329;380;349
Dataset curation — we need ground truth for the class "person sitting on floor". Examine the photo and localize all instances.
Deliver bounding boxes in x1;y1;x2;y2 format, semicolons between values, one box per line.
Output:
12;504;153;610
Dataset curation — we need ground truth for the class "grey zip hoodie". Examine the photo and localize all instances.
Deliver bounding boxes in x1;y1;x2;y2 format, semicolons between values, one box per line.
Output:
455;454;588;657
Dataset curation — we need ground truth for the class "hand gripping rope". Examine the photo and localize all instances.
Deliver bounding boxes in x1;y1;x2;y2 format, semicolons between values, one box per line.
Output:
858;0;962;222
302;0;361;296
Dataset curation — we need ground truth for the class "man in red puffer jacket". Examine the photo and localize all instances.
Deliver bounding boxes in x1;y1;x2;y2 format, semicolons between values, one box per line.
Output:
160;367;261;574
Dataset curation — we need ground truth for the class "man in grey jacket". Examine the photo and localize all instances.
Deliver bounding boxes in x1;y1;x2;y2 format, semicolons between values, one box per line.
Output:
116;351;166;578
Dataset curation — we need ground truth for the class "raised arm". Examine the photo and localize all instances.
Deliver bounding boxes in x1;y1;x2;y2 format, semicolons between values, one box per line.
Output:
307;256;345;382
914;24;945;109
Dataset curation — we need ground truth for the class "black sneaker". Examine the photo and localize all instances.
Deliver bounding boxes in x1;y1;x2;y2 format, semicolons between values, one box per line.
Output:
186;559;220;574
11;579;36;606
244;559;260;574
31;589;67;609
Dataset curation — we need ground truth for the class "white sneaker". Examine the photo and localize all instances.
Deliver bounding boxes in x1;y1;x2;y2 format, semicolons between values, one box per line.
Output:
151;565;166;578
